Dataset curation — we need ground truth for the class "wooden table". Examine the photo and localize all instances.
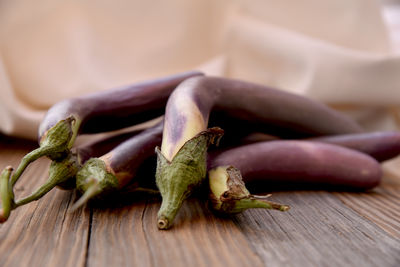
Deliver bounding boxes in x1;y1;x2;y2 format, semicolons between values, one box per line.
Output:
0;135;399;267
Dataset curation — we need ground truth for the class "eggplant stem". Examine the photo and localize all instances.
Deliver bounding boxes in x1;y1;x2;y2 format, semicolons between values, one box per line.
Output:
157;216;170;230
248;195;290;211
14;181;57;207
0;166;14;223
13;152;80;208
67;119;80;149
156;128;224;229
10;146;54;187
208;166;290;214
70;180;100;212
157;192;184;230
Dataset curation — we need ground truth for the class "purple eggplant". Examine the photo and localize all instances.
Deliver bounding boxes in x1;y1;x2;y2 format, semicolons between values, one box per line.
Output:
234;131;400;162
71;122;164;210
156;76;362;229
9;71;203;188
208;141;382;190
309;131;400;162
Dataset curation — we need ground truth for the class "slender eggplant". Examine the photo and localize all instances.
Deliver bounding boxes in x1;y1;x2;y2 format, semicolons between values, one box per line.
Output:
308;131;400;162
156;76;362;229
234;131;400;162
72;121;164;210
208;141;382;191
0;128;147;222
10;71;203;188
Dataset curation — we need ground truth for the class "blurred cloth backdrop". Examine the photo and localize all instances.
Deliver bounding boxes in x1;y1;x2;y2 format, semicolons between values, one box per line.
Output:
0;0;399;140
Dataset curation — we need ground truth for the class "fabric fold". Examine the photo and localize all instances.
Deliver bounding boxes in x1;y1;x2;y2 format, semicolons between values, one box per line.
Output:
0;0;398;139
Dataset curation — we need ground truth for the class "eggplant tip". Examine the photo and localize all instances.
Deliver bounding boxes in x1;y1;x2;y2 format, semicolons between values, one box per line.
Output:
69;201;85;213
5;166;13;172
0;210;7;223
157;216;169;230
69;190;94;212
280;205;290;212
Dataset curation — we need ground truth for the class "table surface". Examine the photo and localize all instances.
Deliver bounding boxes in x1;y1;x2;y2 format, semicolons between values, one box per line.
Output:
0;135;399;267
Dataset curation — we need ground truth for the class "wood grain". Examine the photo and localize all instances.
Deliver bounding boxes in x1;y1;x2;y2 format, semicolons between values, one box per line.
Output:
0;137;89;267
233;191;400;266
335;165;400;238
86;196;263;267
0;136;400;267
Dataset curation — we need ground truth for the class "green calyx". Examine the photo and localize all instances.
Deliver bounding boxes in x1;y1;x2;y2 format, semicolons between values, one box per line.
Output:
208;166;290;214
72;158;119;211
10;116;79;187
39;116;78;155
155;127;224;230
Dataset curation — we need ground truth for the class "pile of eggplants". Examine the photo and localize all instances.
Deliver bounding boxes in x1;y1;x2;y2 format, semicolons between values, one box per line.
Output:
1;72;399;229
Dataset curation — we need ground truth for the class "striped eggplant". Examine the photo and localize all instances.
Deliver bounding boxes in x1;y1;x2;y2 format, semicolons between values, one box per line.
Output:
156;76;362;229
10;71;203;189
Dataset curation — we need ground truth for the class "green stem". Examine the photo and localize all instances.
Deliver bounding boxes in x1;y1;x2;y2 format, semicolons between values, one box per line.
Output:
0;166;14;222
156;127;224;229
10;146;55;187
232;196;290;213
14;153;80;207
208;166;290;214
75;157;119;208
14;181;57;207
67;118;81;150
70;180;101;212
157;186;187;229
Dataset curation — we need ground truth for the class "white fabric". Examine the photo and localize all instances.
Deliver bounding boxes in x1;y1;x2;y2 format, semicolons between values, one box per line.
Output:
0;0;399;139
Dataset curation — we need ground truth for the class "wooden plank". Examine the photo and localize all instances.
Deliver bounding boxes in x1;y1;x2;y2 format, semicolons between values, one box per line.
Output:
232;191;400;267
0;138;89;267
334;165;400;238
85;197;154;267
1;137;400;267
87;195;264;267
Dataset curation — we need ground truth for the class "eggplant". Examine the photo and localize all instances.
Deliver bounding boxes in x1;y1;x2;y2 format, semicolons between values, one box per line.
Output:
208;141;382;191
71;122;164;210
156;76;362;229
10;71;203;188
